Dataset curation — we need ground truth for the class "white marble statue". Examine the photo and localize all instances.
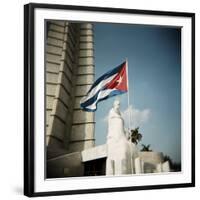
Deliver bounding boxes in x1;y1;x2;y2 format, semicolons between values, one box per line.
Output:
106;99;138;175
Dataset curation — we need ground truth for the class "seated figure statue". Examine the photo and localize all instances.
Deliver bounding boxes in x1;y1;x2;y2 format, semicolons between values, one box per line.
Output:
106;99;138;175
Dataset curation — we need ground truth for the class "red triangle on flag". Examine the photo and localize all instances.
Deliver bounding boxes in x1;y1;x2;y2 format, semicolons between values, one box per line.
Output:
105;62;128;91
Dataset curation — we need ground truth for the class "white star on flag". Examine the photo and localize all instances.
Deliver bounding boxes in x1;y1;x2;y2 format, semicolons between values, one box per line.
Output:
116;76;123;85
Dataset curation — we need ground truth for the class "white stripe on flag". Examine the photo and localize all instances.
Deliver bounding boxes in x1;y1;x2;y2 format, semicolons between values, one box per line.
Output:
80;73;117;104
85;89;117;110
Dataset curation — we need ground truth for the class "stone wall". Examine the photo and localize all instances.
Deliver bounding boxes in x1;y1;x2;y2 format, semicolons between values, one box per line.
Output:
45;21;95;159
139;151;164;173
47;152;84;178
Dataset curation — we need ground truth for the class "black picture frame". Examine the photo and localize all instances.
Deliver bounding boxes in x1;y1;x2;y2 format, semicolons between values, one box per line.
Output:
24;3;195;197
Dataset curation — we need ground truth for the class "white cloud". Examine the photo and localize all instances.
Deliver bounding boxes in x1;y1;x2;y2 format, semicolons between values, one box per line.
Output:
122;105;151;129
103;114;108;123
103;105;151;129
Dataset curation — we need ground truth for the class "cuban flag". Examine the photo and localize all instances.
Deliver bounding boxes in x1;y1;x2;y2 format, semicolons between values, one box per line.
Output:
80;61;128;112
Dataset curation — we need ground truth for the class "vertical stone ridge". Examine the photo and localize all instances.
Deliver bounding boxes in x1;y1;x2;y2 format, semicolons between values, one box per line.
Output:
63;23;81;150
69;23;95;152
46;21;68;157
46;21;81;158
46;21;95;157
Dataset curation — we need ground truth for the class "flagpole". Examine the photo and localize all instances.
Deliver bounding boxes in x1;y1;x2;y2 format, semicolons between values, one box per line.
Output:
126;58;134;174
126;58;131;131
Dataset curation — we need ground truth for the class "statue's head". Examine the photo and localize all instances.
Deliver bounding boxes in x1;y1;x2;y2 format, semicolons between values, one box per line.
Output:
113;99;120;113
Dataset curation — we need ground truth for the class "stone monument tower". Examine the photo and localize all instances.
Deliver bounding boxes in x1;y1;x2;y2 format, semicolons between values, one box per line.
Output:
45;20;95;159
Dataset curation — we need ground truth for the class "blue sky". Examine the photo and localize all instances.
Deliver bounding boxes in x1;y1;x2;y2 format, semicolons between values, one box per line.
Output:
93;23;181;163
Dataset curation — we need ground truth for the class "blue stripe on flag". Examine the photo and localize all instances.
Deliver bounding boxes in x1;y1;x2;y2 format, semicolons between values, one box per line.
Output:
81;89;127;112
86;61;126;94
80;86;127;108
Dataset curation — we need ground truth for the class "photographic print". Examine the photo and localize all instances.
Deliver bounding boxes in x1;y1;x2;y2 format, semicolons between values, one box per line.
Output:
46;21;181;178
24;3;195;197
